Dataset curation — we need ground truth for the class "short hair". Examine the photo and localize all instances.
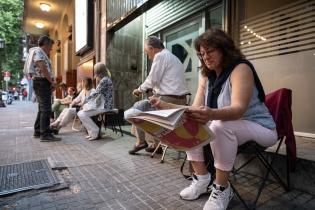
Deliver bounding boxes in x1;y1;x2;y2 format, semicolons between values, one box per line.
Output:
145;36;164;49
38;35;54;47
94;62;110;78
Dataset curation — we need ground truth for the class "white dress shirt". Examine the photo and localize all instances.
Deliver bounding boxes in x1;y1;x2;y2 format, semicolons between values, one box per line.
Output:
139;49;188;96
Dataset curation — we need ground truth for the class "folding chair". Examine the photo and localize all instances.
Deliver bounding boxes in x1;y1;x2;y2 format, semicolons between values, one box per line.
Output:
71;106;83;131
151;93;192;163
71;114;83;131
95;109;124;137
231;88;296;210
102;108;124;136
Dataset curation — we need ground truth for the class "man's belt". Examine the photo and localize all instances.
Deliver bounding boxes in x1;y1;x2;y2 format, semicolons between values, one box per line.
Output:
159;94;188;99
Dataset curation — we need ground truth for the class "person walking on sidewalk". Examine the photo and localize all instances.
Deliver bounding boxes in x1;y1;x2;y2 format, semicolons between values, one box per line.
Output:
124;36;189;155
31;35;61;141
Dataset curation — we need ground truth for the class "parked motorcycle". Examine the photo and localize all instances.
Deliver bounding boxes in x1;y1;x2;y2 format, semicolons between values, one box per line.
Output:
6;93;13;105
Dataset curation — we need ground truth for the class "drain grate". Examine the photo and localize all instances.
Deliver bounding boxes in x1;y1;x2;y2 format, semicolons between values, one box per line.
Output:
0;159;59;196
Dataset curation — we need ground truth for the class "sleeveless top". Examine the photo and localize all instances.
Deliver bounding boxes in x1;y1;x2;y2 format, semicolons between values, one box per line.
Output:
217;72;276;130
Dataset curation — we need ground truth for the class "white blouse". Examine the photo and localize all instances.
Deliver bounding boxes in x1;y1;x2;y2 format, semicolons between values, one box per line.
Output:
72;88;95;105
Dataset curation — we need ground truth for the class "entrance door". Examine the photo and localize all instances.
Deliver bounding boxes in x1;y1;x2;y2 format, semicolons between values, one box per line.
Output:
164;18;203;103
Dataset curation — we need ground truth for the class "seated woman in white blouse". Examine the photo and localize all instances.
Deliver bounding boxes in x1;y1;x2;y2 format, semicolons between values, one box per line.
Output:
78;62;114;141
50;77;94;132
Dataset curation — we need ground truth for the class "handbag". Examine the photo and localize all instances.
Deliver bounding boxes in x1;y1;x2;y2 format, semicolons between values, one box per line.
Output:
82;94;104;111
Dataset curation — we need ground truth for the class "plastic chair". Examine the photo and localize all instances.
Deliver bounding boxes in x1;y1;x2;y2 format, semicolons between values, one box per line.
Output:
231;88;295;210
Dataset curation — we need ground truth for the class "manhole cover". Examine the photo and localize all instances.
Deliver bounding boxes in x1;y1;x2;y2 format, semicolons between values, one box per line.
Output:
0;159;59;196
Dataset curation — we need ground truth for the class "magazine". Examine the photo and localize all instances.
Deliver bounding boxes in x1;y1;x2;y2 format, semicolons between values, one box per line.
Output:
127;108;214;151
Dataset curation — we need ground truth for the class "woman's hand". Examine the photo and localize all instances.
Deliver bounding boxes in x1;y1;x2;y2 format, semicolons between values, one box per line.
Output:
149;96;168;109
186;106;213;124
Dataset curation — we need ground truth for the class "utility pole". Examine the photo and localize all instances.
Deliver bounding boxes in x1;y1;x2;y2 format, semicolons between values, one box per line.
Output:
0;38;5;107
0;38;4;90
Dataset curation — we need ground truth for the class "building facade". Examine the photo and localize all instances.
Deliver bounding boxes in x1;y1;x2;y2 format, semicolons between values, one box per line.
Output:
23;0;315;138
105;0;315;138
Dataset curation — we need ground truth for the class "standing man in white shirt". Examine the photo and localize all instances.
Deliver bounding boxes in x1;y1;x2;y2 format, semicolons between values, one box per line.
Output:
125;36;189;155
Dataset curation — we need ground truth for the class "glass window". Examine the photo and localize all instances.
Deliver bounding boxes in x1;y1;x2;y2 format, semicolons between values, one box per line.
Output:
208;5;223;29
234;0;315;134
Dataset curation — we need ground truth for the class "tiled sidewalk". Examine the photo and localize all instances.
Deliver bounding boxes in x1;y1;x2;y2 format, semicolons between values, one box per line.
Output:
0;101;314;210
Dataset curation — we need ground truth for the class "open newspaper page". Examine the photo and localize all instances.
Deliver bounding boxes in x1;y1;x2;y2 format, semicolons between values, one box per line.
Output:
128;108;214;151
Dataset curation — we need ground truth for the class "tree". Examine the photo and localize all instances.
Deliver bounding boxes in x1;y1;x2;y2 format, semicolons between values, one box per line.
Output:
0;0;23;88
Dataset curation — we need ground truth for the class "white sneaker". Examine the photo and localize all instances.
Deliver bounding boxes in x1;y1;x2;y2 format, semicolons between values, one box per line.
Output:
203;183;234;210
180;174;211;200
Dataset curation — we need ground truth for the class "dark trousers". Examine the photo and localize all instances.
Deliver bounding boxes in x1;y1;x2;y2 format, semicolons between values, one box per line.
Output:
33;78;52;137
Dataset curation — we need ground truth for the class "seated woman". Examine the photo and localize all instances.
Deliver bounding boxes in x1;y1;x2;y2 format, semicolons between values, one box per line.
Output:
52;87;76;119
50;77;94;132
78;62;113;141
149;29;277;210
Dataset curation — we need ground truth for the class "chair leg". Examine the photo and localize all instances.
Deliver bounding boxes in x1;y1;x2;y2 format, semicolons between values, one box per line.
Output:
118;124;123;136
286;146;291;190
233;156;257;174
72;115;82;131
232;140;289;209
253;155;272;206
160;145;168;163
286;151;291;190
150;142;162;158
229;182;252;210
256;150;289;191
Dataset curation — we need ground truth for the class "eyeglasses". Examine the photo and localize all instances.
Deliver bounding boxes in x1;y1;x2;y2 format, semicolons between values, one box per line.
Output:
196;48;216;60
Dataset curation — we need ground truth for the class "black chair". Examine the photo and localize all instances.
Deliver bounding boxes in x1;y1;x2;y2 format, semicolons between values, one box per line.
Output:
99;109;124;137
231;88;295;210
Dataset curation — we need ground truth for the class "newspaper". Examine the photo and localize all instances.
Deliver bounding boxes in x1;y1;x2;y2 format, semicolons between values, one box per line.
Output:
127;108;213;151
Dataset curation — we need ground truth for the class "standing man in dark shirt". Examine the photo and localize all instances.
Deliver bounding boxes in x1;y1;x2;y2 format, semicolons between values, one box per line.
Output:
31;35;61;141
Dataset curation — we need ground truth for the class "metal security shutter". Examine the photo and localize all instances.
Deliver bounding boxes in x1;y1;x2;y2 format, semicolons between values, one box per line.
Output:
146;0;214;35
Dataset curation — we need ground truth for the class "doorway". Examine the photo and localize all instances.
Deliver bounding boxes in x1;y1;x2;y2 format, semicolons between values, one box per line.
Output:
163;17;203;101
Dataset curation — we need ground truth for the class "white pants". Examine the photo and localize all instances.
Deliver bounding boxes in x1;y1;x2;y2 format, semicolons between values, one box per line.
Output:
77;109;105;138
186;120;277;171
53;107;76;127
